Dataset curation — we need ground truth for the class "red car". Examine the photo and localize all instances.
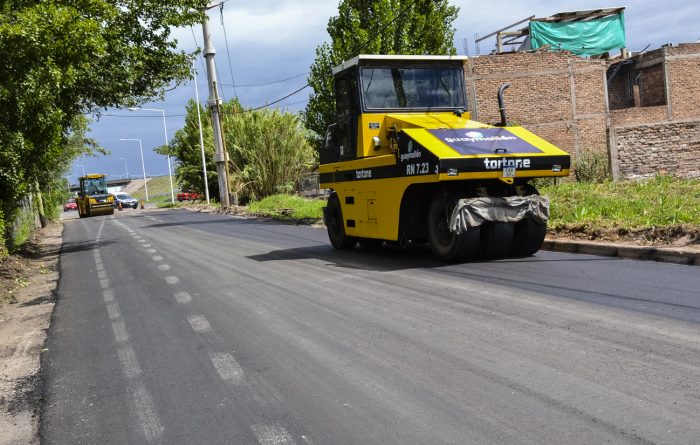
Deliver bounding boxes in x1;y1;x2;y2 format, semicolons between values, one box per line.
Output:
176;191;202;202
63;198;77;211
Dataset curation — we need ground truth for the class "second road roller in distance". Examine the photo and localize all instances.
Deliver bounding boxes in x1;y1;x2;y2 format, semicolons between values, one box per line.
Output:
319;55;571;262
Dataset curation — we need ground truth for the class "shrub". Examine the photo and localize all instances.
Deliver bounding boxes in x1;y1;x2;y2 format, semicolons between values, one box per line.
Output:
574;148;610;183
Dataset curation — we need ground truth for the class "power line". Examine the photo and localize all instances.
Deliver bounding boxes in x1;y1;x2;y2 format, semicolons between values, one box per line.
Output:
190;26;208;75
100;113;187;118
219;3;238;98
235;0;421;112
219;72;309;88
213;58;227;103
246;84;311;112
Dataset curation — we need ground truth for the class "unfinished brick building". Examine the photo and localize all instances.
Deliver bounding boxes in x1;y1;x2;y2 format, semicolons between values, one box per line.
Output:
463;42;700;180
464;52;608;163
608;43;700;179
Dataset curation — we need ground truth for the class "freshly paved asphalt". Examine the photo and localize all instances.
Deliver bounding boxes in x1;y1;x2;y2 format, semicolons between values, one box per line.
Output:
42;209;700;444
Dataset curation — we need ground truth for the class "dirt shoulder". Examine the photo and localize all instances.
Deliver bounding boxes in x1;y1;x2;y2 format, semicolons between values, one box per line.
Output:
0;223;62;445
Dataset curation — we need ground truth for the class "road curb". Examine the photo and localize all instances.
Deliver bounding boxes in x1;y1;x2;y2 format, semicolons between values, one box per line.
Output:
543;239;699;266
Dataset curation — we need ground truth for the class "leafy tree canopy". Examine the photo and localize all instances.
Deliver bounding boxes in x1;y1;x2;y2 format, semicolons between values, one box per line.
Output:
302;0;459;142
0;0;207;247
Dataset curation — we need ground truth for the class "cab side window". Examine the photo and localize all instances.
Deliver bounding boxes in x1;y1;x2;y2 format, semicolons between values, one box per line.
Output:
331;70;358;160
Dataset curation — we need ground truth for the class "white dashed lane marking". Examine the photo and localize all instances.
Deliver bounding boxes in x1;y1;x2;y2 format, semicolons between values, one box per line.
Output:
251;424;296;445
152;256;163;261
187;315;211;334
165;276;179;285
158;264;170;271
117;346;142;378
106;302;121;320
147;249;157;254
111;320;129;343
209;352;244;385
133;382;164;442
102;289;115;303
173;291;192;304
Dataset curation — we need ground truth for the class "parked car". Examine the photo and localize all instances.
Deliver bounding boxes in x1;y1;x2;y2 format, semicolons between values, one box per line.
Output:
177;191;202;202
113;193;139;209
63;198;77;212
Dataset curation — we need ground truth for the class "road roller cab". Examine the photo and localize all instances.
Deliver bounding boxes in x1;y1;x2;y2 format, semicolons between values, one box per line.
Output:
319;55;571;261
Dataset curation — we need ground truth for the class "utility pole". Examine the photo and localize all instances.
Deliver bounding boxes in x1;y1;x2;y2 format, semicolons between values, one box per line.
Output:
202;4;230;206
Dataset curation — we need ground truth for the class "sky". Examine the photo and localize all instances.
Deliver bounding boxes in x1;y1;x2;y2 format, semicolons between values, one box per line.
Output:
70;0;700;186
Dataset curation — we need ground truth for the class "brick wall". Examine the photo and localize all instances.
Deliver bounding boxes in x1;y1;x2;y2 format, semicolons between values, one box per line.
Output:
466;52;608;157
615;119;700;179
611;105;667;126
461;47;700;180
666;45;700;120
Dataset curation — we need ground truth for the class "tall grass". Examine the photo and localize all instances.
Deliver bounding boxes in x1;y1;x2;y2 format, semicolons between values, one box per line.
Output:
223;109;316;203
573;148;610;183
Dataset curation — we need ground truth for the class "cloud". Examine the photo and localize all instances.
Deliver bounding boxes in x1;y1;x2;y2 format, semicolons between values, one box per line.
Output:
81;0;700;180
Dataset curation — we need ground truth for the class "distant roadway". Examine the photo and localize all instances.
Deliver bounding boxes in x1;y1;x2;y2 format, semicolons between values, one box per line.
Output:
43;209;700;444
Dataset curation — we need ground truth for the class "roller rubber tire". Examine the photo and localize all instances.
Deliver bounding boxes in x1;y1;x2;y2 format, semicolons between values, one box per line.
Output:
478;222;514;260
427;191;480;262
325;193;357;250
511;218;547;257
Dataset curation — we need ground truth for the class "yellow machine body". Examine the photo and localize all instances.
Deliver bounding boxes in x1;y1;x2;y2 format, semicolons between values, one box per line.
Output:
76;174;114;218
320;55;570;259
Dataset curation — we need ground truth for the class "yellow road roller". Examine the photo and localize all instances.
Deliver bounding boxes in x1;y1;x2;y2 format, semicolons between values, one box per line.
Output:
319;55;570;261
76;174;114;218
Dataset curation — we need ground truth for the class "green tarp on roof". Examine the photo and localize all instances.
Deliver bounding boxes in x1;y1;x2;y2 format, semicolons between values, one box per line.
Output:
529;12;626;56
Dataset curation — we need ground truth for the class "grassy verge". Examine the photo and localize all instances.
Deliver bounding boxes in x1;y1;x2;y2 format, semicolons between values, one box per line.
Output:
540;176;700;230
247;194;325;221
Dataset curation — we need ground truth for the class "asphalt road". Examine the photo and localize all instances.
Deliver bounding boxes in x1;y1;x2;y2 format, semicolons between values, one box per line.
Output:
43;209;700;444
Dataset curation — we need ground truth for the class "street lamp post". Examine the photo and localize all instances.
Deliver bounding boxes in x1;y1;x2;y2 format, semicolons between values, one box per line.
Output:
119;157;129;180
129;107;175;204
193;67;211;204
75;164;86;176
119;138;148;201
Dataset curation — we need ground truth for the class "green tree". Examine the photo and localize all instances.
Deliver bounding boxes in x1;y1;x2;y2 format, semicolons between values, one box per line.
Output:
0;0;206;248
156;99;218;199
165;99;317;204
223;107;316;203
302;0;459;142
